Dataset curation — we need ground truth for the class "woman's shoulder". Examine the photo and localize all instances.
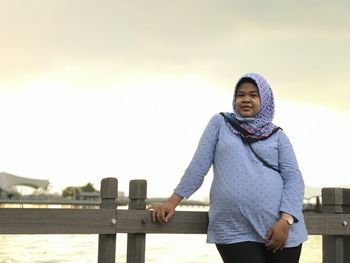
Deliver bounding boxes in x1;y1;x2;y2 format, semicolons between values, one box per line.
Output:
274;128;294;146
212;112;238;127
201;113;227;131
209;113;227;124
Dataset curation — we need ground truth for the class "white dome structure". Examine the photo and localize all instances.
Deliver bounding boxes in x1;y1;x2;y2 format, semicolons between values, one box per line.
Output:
0;172;49;192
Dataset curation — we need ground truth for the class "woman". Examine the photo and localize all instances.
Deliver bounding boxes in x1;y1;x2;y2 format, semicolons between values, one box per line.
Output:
149;73;308;263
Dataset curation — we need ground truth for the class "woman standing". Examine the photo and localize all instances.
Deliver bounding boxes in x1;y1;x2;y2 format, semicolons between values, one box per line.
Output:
149;73;308;263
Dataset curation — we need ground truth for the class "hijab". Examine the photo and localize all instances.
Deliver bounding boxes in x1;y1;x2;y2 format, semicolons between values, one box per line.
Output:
225;73;278;140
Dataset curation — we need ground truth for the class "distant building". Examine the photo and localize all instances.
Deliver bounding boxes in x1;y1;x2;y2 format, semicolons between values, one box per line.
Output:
76;191;100;201
0;172;49;199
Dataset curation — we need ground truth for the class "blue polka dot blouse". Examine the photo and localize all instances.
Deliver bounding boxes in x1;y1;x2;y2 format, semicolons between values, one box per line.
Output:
174;114;308;247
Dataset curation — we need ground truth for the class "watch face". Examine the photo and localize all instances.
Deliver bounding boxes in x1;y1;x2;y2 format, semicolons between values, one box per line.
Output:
287;218;294;225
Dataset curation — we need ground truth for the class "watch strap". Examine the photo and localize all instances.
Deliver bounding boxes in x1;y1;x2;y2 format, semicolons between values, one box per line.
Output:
279;217;293;225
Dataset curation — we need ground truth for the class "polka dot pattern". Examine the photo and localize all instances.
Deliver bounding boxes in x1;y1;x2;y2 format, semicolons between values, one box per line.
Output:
174;114;308;247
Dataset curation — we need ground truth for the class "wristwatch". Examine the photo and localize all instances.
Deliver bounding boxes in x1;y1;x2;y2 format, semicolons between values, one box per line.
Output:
280;217;294;225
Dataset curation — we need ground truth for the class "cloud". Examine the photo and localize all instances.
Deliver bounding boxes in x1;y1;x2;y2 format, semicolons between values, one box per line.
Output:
1;80;350;200
0;0;349;111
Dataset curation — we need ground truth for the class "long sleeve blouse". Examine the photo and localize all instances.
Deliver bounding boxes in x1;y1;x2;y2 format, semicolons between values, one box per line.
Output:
174;114;308;246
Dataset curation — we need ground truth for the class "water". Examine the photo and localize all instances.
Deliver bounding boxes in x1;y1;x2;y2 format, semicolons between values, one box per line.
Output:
0;234;321;262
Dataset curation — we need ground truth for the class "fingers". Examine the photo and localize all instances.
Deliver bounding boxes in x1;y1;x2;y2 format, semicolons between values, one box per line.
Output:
147;205;163;223
147;204;174;224
265;220;291;252
265;229;272;241
157;207;166;223
164;209;175;223
266;239;284;252
265;229;288;252
147;204;158;222
266;236;287;252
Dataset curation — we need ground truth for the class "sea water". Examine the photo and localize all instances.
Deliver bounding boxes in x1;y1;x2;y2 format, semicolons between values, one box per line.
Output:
0;232;322;262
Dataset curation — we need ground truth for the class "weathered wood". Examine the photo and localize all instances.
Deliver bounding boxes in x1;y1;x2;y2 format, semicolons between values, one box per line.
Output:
1;208;349;235
98;178;118;263
344;237;350;263
304;214;350;235
322;188;350;263
322;188;344;213
323;236;344;263
117;210;209;234
99;177;118;200
0;208;115;234
343;189;350;213
323;188;341;263
0;199;101;206
127;180;147;263
129;180;147;203
0;208;349;235
117;211;350;235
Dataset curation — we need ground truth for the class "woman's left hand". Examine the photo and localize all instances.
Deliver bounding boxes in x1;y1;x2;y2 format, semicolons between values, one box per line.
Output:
265;220;291;252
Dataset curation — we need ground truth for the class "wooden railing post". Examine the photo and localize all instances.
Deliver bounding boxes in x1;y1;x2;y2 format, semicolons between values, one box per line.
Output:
322;188;350;263
127;180;147;263
98;178;118;263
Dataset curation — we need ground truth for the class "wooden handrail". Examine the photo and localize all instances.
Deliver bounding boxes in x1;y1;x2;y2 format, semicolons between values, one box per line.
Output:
0;208;349;235
0;178;349;263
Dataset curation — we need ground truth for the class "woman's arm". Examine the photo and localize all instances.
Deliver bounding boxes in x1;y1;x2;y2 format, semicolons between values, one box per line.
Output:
266;132;304;252
278;131;305;223
173;114;221;198
149;114;221;223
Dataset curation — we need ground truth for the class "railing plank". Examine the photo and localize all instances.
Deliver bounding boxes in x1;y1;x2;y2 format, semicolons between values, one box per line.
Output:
117;210;208;234
0;208;115;234
1;208;349;236
1;209;349;236
304;214;350;235
117;211;350;235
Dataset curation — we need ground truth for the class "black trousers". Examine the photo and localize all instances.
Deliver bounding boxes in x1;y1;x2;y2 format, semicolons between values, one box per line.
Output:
216;242;302;263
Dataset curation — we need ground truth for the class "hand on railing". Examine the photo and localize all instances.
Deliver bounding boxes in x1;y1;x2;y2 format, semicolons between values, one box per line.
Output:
148;201;176;224
148;192;183;224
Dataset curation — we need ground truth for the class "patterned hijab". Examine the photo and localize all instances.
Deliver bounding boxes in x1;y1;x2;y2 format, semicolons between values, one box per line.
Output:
226;73;277;140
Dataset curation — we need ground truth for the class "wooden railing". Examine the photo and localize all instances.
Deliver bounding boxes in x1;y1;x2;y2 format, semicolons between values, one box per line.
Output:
0;177;349;263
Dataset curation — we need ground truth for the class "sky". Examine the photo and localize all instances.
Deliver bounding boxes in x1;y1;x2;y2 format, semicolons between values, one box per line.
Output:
0;1;349;199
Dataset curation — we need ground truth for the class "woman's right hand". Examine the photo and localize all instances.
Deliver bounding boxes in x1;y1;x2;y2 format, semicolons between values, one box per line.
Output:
148;201;176;224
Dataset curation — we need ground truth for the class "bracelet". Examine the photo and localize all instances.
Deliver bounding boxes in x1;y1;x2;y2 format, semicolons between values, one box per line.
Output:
279;217;294;225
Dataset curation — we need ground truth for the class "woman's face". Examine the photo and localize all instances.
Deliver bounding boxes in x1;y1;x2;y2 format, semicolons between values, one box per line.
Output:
235;82;261;118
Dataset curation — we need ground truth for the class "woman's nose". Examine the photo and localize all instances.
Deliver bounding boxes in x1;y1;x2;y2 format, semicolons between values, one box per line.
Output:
242;96;251;102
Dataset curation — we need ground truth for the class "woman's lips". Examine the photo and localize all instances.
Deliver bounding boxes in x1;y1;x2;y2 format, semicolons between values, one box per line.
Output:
241;106;252;110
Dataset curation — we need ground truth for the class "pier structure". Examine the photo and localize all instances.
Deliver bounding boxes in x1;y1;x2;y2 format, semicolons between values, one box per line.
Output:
0;177;349;263
0;172;49;198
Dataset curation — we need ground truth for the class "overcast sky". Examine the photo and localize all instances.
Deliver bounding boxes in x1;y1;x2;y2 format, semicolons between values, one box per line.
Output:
0;1;349;198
